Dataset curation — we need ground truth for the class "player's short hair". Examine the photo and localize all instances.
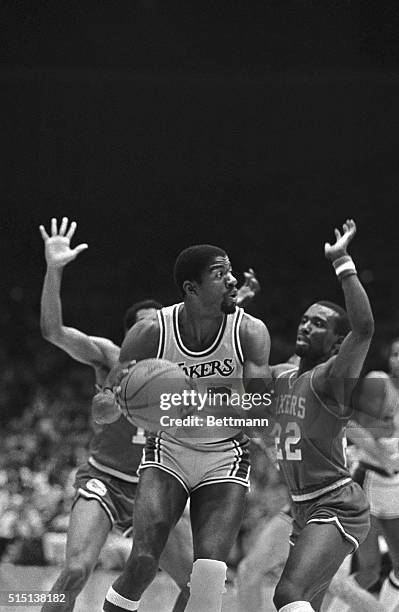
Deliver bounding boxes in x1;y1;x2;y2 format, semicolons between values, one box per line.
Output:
123;299;163;331
173;244;227;295
316;300;350;337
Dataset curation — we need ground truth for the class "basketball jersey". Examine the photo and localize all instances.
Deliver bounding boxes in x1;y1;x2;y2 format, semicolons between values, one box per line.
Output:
356;371;399;470
157;303;245;442
273;363;351;501
88;416;145;483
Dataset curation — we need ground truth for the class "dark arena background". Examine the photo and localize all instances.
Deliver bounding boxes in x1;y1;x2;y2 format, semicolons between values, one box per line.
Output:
1;2;399;610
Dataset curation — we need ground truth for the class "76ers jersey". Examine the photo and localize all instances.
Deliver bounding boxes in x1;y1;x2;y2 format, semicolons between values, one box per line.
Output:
157;303;245;442
88;416;145;482
273;364;351;501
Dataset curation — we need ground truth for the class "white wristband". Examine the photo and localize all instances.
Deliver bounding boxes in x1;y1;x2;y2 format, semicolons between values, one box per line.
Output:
334;260;357;277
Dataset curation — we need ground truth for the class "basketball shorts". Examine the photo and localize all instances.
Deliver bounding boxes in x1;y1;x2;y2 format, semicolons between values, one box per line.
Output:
73;463;137;536
290;480;370;552
353;462;399;519
139;431;250;494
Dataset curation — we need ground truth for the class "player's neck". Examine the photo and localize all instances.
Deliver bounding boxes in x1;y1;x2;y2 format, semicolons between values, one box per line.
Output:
179;302;224;350
298;354;327;375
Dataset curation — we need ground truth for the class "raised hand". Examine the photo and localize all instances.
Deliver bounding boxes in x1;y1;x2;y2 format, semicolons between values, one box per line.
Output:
39;217;88;268
237;268;261;306
324;219;356;261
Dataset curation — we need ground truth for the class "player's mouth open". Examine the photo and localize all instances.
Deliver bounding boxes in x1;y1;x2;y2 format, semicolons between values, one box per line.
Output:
297;334;309;344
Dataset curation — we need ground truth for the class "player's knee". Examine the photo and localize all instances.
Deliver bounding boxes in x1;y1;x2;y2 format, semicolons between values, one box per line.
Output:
125;552;159;581
274;577;307;609
62;557;93;591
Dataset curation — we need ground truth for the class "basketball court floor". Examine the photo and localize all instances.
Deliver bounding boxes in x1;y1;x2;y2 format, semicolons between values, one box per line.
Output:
0;564;276;612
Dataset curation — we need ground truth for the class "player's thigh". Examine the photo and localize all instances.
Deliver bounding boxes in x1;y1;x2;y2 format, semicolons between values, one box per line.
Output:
66;497;111;563
380;516;399;568
278;522;353;600
190;482;247;560
160;512;193;586
132;467;188;544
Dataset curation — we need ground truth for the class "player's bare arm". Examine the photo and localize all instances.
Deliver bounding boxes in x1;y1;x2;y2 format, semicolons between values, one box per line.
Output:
240;313;271;391
347;419;398;474
356;374;386;421
235;314;272;422
92;319;160;424
39;217;119;372
315;219;374;402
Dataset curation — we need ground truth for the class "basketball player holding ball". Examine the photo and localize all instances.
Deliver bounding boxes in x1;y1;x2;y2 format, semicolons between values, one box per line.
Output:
38;218;192;612
95;244;272;612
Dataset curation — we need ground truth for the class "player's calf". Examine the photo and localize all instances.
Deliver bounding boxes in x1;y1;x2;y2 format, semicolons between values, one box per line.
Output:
274;576;320;611
41;558;93;612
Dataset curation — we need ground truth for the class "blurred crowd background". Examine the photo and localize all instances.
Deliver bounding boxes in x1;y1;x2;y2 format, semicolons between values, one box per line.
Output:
2;0;399;570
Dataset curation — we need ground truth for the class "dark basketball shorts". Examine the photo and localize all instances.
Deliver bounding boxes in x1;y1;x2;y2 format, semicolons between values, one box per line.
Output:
73;463;137;536
290;480;370;552
139;431;251;494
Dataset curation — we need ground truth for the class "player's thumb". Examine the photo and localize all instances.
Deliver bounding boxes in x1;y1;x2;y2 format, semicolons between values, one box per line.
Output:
73;243;89;255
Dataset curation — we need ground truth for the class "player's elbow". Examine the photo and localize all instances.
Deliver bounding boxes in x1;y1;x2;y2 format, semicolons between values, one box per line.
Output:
40;318;61;342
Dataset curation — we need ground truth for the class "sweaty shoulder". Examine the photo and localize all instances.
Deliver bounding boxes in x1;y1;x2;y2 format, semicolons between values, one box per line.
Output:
119;317;161;362
239;312;270;362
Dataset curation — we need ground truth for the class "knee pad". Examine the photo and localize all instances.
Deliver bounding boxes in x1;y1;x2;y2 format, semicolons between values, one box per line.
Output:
278;602;314;612
185;559;227;612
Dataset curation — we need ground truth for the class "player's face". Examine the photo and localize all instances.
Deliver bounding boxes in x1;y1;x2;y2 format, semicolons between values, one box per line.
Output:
296;304;341;361
197;255;238;314
135;308;159;323
388;340;399;377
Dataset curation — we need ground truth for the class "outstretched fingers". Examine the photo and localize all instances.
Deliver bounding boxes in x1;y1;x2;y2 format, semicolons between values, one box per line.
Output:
51;217;58;236
58;216;69;236
38;225;49;241
66;220;78;240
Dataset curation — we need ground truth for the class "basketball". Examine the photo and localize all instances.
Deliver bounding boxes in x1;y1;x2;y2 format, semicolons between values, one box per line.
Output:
115;358;192;432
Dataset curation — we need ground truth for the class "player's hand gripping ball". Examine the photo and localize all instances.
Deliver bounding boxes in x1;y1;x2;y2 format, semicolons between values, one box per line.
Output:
115;359;192;433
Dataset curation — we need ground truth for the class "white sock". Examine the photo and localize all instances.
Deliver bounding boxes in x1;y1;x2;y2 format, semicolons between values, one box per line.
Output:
184;558;227;612
103;586;140;611
379;571;399;612
278;602;314;612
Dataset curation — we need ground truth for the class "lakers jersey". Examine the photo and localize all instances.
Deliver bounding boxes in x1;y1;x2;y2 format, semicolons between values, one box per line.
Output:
157;303;246;442
273;364;351;501
88;416;145;482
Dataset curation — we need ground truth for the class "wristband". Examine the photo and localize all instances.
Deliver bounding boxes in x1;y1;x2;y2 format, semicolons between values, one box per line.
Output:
332;255;357;281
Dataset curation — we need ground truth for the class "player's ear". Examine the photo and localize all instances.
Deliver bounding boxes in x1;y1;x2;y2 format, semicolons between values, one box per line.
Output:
183;280;197;296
